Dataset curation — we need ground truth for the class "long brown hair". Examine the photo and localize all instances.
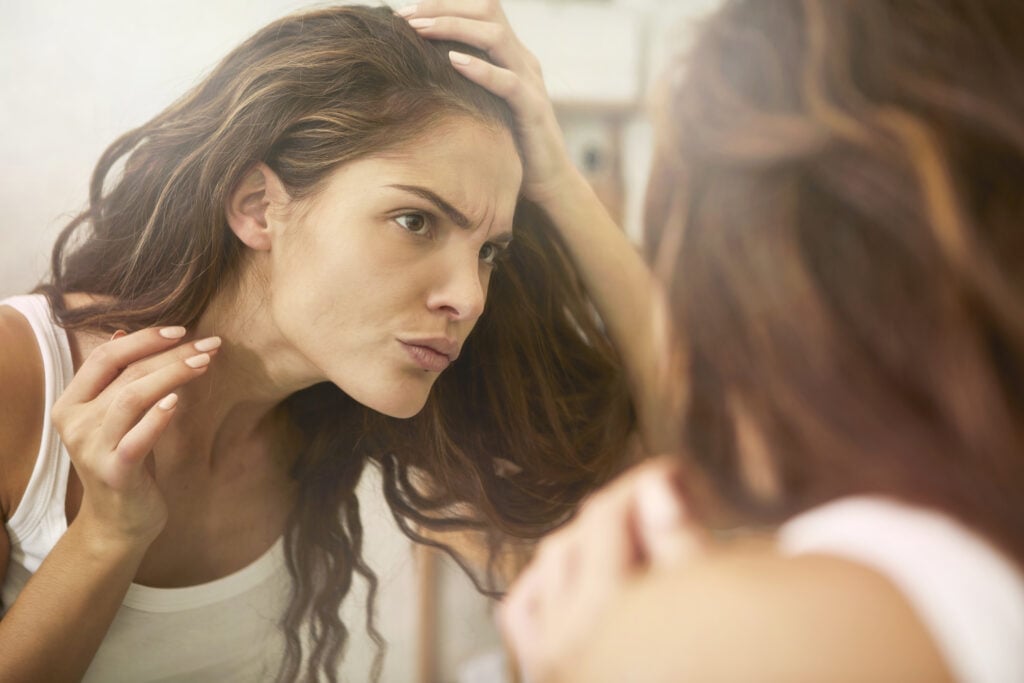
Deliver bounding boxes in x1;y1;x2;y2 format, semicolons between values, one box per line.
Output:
37;6;634;680
649;0;1024;566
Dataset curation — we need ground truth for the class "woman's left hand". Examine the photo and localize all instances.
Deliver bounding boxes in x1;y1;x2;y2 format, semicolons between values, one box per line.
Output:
496;458;708;683
399;0;578;204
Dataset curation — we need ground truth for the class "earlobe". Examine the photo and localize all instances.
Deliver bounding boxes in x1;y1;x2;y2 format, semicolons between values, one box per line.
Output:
225;162;289;251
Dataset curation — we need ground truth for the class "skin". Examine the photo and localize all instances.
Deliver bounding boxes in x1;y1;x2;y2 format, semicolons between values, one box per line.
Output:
496;461;952;683
248;118;521;419
403;1;956;681
0;116;522;681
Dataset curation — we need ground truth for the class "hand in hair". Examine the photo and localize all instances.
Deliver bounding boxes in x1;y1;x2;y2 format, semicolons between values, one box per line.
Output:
51;327;220;550
401;0;578;204
406;0;683;456
497;458;707;683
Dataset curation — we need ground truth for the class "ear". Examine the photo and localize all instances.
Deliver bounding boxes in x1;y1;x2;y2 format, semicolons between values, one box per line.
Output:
225;162;290;251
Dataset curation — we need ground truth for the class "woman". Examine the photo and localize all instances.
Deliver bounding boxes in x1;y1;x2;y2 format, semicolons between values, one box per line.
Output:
405;0;1024;681
0;6;635;681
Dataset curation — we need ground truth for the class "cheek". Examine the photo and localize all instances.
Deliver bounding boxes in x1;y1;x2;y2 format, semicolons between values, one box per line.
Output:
277;227;380;298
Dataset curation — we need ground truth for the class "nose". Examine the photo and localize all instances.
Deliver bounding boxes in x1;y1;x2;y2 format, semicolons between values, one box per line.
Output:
427;254;487;322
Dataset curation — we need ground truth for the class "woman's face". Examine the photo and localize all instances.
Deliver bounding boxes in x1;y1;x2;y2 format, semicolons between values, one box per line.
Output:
269;117;522;418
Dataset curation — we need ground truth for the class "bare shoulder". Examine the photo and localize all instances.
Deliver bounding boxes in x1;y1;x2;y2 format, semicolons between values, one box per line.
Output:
0;304;46;524
563;546;953;683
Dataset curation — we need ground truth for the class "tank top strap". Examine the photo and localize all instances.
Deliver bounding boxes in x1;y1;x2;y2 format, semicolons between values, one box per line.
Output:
1;294;75;571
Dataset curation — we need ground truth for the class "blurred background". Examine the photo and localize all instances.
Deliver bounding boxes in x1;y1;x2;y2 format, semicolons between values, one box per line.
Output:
0;1;722;680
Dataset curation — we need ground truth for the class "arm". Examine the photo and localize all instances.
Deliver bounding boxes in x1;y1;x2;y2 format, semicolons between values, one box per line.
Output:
0;307;214;681
404;1;682;454
0;520;150;682
0;306;141;682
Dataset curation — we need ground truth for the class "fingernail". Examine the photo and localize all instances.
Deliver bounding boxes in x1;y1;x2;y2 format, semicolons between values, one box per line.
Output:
184;353;211;369
110;329;127;341
449;50;472;66
636;474;685;531
159;326;187;339
193;336;222;353
396;4;417;17
158;393;178;410
408;17;434;28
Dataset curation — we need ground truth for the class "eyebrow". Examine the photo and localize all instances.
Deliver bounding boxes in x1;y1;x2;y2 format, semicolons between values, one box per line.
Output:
388;184;514;242
389;184;471;229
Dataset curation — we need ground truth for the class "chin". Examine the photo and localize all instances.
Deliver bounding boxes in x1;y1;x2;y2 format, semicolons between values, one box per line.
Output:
356;387;431;420
377;400;427;420
331;366;436;419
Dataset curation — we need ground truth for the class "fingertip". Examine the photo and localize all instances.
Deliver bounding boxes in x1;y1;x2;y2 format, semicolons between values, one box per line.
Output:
184;353;211;369
634;472;709;568
193;336;222;353
159;326;187;339
635;472;686;532
449;50;473;66
157;393;178;411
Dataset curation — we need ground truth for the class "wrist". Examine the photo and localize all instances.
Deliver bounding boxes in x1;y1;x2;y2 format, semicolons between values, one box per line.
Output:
525;156;587;209
528;164;613;233
67;511;160;565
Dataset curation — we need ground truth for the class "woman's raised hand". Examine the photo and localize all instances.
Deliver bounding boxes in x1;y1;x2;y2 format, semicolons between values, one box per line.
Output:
400;0;578;204
51;328;219;553
497;459;708;683
405;1;681;461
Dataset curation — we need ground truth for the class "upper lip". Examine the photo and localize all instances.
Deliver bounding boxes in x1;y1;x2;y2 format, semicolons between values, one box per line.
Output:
400;337;461;361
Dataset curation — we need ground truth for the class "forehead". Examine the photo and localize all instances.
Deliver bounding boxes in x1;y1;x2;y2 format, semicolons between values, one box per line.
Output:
384;116;520;168
322;117;523;225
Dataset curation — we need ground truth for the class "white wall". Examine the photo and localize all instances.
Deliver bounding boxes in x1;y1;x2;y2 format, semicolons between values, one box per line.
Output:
1;0;316;296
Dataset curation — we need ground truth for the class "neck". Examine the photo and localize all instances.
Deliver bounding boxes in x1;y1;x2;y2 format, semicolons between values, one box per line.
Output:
158;269;322;473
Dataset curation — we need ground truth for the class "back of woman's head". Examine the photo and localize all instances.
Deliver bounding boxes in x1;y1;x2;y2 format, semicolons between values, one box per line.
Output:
44;4;514;329
648;0;1024;562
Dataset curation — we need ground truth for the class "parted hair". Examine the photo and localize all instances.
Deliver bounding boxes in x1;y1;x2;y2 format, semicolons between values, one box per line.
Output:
38;6;634;680
648;0;1024;566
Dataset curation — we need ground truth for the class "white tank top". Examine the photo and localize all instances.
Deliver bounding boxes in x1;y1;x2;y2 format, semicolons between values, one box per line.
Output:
1;294;291;682
778;496;1024;683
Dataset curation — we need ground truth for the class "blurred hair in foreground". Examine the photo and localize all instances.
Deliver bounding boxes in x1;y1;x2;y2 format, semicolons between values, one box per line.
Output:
647;0;1024;564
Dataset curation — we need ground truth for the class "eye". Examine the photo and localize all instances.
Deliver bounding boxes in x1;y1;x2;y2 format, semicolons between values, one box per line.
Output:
479;242;510;267
395;212;431;236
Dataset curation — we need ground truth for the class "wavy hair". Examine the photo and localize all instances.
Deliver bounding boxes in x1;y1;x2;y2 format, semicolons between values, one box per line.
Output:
37;6;634;680
648;0;1024;565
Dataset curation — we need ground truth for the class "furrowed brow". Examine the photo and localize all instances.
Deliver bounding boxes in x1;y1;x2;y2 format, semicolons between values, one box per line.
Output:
388;184;471;229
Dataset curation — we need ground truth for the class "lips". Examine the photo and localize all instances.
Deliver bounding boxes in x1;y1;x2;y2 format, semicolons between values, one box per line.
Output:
399;338;458;372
